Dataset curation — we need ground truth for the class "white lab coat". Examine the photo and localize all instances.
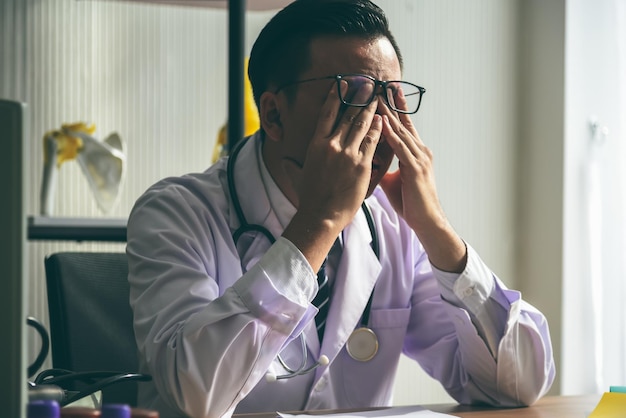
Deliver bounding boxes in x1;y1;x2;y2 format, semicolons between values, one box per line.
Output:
126;133;555;418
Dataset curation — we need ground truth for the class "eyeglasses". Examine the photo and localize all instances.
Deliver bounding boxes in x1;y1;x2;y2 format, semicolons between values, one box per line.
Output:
275;74;426;114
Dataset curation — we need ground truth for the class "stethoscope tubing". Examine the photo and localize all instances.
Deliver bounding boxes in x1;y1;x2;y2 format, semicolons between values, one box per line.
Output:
228;138;276;245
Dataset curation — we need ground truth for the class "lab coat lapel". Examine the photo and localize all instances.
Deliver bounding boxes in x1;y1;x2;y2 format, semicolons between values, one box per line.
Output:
314;208;381;380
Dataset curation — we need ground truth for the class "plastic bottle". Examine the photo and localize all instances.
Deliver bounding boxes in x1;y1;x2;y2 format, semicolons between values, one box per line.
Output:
130;408;159;418
27;400;60;418
60;406;101;417
100;404;131;418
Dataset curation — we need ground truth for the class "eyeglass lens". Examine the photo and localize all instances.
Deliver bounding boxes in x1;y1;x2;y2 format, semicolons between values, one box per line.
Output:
339;75;421;113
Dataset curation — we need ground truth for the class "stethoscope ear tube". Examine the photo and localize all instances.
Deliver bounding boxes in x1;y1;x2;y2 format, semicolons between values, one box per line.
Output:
265;352;330;382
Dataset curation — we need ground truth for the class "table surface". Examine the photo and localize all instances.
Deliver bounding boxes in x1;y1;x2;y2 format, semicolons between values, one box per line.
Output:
234;394;602;418
426;394;600;417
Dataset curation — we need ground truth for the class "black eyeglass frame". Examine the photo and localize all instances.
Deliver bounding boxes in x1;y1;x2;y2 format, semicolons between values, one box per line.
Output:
274;74;426;114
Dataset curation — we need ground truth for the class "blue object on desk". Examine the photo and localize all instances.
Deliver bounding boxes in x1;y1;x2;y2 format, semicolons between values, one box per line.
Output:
609;386;626;393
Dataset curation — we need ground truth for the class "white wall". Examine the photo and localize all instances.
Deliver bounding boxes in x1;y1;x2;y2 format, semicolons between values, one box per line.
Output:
562;0;626;394
2;0;530;407
515;0;626;397
516;0;566;396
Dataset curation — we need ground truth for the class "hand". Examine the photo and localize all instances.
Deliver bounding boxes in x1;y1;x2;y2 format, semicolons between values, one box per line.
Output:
378;89;467;272
377;99;442;234
282;81;383;269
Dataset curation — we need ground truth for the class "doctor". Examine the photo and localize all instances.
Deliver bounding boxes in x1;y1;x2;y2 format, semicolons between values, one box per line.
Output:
126;1;555;417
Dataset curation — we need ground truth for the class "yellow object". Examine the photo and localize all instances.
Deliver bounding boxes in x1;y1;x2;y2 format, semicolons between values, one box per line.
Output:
588;392;626;417
43;122;96;167
212;58;260;163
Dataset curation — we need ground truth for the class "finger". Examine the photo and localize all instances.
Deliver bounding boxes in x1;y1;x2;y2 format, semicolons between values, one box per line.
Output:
359;114;383;157
392;88;419;136
379;106;420;157
314;80;347;139
382;114;427;166
380;93;426;153
379;98;408;134
330;104;378;167
335;82;376;140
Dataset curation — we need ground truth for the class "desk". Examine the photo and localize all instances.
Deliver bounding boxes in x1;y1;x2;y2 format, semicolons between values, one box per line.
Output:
234;395;601;418
427;394;600;417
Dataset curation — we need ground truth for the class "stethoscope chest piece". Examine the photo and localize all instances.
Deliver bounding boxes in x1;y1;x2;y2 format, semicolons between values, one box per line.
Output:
346;327;378;362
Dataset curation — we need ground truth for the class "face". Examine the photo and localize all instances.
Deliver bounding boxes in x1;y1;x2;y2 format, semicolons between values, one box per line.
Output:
261;35;401;205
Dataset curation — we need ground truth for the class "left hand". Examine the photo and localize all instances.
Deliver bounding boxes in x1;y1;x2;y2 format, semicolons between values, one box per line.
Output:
378;90;467;272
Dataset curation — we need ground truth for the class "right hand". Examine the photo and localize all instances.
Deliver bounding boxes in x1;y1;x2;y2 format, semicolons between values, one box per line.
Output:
282;82;383;269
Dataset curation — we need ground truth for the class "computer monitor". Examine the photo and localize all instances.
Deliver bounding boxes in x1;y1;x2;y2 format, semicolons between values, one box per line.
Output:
0;99;29;418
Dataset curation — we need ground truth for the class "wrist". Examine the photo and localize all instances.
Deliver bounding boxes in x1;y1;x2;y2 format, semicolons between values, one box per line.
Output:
282;212;343;272
414;221;467;274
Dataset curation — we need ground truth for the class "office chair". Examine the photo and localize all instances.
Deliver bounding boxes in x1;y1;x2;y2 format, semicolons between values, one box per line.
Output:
44;252;146;406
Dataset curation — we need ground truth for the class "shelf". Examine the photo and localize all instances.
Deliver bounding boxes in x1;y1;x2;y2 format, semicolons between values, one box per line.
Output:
28;216;127;242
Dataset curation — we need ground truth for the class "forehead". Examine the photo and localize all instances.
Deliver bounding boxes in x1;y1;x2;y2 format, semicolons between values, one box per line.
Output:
304;36;401;81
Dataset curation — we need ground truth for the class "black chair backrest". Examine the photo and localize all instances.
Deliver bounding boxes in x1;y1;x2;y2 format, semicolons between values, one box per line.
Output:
44;252;139;406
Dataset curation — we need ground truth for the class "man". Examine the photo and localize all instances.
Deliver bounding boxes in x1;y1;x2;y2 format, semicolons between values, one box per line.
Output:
126;1;555;417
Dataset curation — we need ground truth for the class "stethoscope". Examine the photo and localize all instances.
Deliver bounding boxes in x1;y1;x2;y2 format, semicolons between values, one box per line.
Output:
227;137;381;381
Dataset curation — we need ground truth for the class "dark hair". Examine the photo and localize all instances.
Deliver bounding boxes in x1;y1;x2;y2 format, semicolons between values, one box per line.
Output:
248;0;403;109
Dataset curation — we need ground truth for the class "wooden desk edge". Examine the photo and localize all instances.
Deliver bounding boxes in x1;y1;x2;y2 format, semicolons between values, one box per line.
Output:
233;394;602;418
427;393;601;415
